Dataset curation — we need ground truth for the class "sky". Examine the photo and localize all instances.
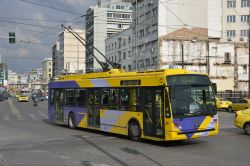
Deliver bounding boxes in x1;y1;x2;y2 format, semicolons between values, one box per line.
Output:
0;0;97;73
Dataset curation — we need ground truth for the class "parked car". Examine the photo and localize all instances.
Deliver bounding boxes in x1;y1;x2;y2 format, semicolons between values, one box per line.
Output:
216;98;233;112
235;108;250;135
18;95;29;102
1;91;10;100
231;98;250;111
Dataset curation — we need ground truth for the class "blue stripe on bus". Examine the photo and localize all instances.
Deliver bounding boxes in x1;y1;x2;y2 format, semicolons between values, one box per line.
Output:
48;81;79;89
173;116;206;138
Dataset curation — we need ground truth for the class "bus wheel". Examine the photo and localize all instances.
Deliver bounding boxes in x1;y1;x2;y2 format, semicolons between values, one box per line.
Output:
68;113;76;129
243;123;250;135
128;121;141;141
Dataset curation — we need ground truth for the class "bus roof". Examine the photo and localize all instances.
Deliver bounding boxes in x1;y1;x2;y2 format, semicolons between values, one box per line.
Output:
55;68;206;81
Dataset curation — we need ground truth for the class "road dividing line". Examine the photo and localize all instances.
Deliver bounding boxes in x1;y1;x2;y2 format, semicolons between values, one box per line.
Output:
7;99;23;120
29;114;37;120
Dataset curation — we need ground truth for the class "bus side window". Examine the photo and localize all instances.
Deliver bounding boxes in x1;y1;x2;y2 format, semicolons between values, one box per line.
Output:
101;88;120;110
120;88;129;111
65;89;75;106
75;89;86;106
50;89;54;104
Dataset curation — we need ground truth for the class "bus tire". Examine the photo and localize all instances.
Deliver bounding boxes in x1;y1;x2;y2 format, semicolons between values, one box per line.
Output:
68;113;76;129
243;123;250;135
128;120;141;141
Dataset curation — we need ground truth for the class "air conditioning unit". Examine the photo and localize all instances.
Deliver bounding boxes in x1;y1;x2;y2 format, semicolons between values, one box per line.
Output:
227;37;232;41
239;37;244;41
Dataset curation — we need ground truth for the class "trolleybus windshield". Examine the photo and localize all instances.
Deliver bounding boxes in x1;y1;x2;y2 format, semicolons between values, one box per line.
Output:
167;75;216;118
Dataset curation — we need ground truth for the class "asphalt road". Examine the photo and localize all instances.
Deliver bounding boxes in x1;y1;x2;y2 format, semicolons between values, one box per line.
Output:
0;98;249;166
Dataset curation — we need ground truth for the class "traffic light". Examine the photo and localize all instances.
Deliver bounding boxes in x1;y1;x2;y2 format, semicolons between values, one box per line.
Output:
9;32;16;44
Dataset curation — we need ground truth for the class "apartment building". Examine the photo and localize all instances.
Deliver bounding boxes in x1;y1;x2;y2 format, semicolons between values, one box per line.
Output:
52;29;86;76
105;27;133;71
85;0;132;72
131;0;222;71
222;0;250;42
41;58;52;83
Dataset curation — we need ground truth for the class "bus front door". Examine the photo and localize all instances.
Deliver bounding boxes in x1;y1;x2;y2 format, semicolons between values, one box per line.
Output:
143;88;164;138
87;89;100;128
54;89;64;122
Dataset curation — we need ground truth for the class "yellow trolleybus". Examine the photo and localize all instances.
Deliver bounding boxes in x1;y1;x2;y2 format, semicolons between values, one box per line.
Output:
48;68;218;141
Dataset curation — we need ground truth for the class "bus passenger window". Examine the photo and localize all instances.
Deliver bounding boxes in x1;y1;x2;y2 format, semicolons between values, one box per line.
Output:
101;89;120;110
75;89;86;106
102;90;109;106
120;89;129;111
65;89;75;106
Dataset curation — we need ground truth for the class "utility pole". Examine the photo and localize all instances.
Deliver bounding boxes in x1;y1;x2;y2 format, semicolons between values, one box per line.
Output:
207;41;210;76
181;42;184;69
234;43;238;91
248;22;250;97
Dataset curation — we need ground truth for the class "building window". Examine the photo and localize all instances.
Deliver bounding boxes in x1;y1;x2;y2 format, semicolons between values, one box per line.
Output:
145;27;150;36
146;11;151;20
241;0;250;7
139;29;144;37
241;30;249;36
227;15;236;23
128;65;132;71
227;0;236;8
227;30;236;37
116;5;121;9
118;24;123;28
241;15;250;22
107;13;112;18
152;7;158;16
145;58;150;67
123;52;126;59
243;64;247;74
224;52;231;64
152;57;157;66
128;36;131;43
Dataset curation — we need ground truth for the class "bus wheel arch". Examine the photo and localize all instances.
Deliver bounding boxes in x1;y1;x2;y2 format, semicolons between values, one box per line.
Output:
68;112;76;129
128;119;141;141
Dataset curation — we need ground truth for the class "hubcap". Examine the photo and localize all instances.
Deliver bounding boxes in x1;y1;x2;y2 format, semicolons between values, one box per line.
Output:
69;116;74;128
245;124;250;135
131;124;139;136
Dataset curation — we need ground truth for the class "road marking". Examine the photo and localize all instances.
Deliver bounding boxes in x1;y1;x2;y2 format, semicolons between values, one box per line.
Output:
16;114;24;120
29;114;37;120
7;99;20;114
7;99;23;120
40;113;47;118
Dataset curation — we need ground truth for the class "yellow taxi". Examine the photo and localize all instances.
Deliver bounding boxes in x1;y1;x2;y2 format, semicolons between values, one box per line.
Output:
15;93;20;98
231;98;250;111
235;108;250;135
216;98;233;112
18;94;29;102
